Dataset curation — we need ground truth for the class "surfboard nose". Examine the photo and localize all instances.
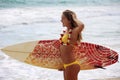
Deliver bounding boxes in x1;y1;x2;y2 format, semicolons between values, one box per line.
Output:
0;41;38;62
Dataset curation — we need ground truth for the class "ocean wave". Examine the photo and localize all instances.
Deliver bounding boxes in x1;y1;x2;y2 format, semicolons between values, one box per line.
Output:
0;0;120;8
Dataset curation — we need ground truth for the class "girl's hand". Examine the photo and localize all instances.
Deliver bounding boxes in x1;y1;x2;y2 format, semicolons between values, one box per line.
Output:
58;67;64;71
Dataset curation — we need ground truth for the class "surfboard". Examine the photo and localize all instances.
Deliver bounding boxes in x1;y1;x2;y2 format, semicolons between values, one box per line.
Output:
1;40;118;70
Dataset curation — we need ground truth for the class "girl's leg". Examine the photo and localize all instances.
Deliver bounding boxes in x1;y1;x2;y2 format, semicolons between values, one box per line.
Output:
64;70;67;80
64;64;80;80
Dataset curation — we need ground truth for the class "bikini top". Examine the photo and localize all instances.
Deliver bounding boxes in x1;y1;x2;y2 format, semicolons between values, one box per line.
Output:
59;29;78;46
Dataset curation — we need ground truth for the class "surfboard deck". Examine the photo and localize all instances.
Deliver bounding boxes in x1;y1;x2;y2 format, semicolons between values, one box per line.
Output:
1;40;118;70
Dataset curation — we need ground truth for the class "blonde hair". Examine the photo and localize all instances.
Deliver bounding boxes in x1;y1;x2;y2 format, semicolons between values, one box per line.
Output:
62;10;84;42
63;10;78;29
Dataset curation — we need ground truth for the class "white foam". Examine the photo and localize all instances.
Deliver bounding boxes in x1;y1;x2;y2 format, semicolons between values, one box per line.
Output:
0;6;120;80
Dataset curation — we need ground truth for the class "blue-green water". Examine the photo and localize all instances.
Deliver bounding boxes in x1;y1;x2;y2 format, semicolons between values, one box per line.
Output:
0;0;120;8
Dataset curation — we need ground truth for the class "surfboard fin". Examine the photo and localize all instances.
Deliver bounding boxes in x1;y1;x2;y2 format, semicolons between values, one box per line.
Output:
94;65;106;69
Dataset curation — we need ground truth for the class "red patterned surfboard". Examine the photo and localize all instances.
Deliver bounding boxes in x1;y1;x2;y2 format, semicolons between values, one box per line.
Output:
1;40;118;70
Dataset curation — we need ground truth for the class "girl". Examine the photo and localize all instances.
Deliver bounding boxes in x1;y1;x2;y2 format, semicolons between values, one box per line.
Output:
59;10;84;80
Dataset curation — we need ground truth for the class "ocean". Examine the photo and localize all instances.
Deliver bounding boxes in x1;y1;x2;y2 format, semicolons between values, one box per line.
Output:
0;0;120;80
0;0;120;8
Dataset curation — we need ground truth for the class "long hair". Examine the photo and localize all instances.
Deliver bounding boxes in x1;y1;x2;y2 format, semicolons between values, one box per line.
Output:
62;10;83;42
63;10;78;29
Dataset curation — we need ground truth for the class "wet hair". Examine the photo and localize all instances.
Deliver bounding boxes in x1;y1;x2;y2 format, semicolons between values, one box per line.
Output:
62;10;78;29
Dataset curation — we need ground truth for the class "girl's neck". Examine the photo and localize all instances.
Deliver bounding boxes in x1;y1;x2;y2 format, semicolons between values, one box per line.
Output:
67;27;72;31
66;24;72;30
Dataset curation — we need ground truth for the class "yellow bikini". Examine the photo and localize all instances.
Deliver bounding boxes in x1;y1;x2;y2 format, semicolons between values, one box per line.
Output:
59;29;71;45
64;60;80;69
61;33;69;44
60;29;80;69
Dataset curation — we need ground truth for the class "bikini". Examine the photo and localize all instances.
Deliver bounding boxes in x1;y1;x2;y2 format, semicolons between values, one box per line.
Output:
59;29;80;69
